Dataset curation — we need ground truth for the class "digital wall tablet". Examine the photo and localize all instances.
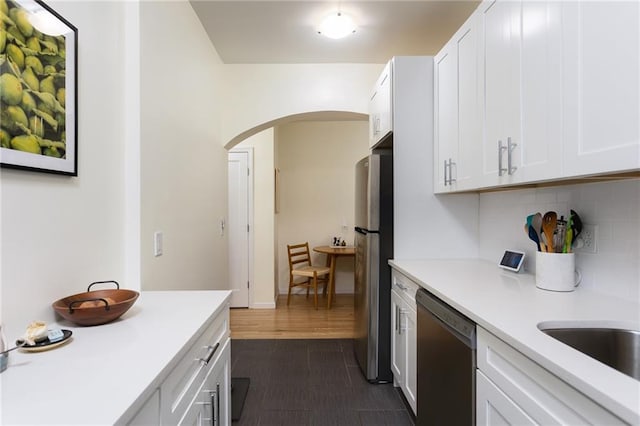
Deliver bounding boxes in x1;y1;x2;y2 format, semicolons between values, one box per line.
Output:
499;250;525;272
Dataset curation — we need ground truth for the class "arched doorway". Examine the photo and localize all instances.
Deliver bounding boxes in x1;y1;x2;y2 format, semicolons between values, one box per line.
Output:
227;111;368;309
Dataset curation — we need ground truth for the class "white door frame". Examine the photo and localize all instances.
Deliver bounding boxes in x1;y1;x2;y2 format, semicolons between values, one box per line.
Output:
228;148;254;308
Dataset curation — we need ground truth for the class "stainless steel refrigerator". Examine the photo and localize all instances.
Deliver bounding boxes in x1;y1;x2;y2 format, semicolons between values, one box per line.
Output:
354;152;393;383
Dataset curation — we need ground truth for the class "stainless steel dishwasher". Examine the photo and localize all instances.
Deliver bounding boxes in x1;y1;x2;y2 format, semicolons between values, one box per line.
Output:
416;288;476;425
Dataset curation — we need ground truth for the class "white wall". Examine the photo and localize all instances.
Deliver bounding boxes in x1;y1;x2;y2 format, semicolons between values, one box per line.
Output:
393;57;480;260
221;64;382;146
478;179;640;301
235;130;276;308
276;120;369;295
139;1;228;291
1;1;134;335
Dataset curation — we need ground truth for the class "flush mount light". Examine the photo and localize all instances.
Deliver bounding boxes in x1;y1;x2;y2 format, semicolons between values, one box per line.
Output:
317;11;357;39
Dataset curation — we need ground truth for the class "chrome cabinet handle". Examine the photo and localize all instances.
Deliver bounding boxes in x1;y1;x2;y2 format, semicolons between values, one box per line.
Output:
215;383;220;426
444;158;456;185
498;140;508;176
197;342;220;366
448;158;456;183
507;137;517;175
395;305;399;332
209;390;216;426
444;159;449;186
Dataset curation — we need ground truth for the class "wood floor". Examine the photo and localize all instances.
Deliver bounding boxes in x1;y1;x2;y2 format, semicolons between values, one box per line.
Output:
230;293;355;339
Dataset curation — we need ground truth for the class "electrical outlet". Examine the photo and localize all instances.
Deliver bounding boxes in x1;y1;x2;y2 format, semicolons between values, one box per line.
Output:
574;224;597;253
154;231;163;257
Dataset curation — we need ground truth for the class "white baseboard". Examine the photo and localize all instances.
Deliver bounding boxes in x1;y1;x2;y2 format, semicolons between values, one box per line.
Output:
250;301;276;309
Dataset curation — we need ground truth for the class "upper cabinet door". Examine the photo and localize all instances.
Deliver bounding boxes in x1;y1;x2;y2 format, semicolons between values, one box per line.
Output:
456;13;483;190
480;0;564;188
434;11;482;193
562;1;640;176
518;1;563;182
369;61;393;148
479;0;521;188
434;40;458;192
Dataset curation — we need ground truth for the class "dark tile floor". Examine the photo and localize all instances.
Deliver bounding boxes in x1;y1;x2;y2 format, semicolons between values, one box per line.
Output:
231;339;414;426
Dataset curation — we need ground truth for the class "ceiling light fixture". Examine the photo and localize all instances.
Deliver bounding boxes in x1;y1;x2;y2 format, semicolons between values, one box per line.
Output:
317;11;356;39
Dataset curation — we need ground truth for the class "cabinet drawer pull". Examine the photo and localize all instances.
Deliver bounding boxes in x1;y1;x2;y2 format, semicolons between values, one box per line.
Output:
197;342;220;366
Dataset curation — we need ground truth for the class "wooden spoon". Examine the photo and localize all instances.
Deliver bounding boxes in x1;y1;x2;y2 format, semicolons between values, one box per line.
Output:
542;211;557;253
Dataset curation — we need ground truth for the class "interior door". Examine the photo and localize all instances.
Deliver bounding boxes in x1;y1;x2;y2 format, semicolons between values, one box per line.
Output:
228;150;250;308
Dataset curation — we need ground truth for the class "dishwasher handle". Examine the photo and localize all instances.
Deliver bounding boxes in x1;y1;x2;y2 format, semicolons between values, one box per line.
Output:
416;289;476;349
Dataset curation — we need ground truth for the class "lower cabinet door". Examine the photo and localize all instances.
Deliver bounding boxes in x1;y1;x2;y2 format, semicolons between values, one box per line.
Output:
404;307;417;415
477;370;536;426
390;289;405;384
204;342;231;426
179;399;205;426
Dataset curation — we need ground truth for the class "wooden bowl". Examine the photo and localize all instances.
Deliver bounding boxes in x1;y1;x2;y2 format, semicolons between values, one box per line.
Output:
52;281;139;326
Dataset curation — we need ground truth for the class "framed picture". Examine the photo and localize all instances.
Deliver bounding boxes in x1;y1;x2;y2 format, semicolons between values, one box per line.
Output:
0;0;78;175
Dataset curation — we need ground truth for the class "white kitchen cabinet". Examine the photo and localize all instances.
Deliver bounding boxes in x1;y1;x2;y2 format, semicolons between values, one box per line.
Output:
390;270;418;415
477;371;536;425
479;0;563;188
434;11;482;193
127;390;160;426
434;39;457;192
127;299;231;426
562;1;640;176
161;306;230;425
179;339;231;426
437;0;638;193
369;61;393;148
390;289;404;383
476;327;624;425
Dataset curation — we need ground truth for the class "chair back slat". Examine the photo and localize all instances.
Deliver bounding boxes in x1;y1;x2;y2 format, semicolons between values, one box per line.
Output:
287;242;312;269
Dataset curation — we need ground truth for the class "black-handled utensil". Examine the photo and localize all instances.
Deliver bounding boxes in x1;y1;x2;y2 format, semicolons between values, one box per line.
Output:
570;209;582;240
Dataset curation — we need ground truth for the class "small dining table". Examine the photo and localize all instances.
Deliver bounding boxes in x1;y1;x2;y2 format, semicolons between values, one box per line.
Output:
313;245;356;308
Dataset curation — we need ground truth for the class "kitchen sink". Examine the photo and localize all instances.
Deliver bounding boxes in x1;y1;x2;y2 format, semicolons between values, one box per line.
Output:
538;326;640;380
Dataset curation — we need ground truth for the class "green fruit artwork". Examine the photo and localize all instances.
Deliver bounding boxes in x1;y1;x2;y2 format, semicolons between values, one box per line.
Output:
0;0;73;172
0;72;22;104
10;134;40;154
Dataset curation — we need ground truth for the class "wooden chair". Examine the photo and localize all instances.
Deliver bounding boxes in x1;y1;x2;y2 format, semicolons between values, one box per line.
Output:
286;242;331;309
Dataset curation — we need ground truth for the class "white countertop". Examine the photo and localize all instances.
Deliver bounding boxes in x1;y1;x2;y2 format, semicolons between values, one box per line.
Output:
1;290;231;425
389;259;640;424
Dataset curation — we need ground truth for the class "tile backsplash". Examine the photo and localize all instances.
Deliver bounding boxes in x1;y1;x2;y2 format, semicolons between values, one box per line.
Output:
478;179;640;302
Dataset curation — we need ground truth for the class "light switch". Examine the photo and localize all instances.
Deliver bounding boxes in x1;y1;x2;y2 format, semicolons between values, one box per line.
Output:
154;231;163;257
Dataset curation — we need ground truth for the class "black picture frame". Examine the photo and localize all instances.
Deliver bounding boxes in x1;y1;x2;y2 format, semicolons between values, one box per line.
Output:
0;0;78;176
